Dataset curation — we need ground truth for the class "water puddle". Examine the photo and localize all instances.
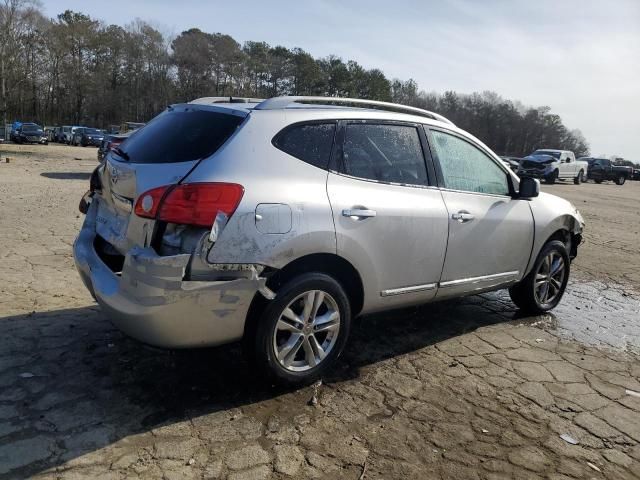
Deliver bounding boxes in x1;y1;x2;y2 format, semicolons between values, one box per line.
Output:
485;282;640;354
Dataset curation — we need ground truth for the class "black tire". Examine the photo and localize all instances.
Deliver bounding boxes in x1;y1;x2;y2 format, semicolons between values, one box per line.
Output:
594;179;602;184
616;175;626;185
545;170;558;184
573;170;583;185
509;240;570;314
254;272;351;385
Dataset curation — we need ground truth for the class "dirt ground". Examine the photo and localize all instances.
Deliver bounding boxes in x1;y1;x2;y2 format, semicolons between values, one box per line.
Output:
0;143;639;479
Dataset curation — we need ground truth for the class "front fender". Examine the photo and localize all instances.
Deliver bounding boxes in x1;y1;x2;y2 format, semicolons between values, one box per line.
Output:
526;192;585;275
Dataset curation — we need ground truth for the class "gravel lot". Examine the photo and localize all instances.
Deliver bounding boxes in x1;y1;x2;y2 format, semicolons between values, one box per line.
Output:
1;144;639;479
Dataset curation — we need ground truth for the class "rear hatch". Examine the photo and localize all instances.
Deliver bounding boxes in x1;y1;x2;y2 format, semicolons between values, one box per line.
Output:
94;104;246;256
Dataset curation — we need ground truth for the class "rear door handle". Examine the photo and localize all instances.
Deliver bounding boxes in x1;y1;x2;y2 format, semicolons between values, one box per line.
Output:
342;208;377;219
451;211;475;223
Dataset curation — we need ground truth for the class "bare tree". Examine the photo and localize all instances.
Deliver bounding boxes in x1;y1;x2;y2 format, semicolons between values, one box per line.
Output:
1;4;590;157
0;0;40;126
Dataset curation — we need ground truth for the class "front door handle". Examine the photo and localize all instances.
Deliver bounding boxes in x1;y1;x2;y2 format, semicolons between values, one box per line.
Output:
451;211;475;223
342;208;377;219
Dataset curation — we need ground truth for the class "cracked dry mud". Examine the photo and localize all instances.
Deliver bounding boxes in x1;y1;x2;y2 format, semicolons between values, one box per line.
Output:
1;144;639;479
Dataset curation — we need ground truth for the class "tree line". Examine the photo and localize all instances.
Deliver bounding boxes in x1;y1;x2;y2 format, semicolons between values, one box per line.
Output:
0;0;589;157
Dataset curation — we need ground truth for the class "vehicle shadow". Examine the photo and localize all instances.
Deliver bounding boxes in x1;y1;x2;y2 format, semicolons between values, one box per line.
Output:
0;293;519;477
40;172;92;180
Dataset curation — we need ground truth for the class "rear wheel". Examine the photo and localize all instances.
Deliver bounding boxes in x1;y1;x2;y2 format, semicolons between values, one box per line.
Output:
254;273;351;385
616;175;626;185
573;170;584;184
509;240;570;314
594;179;602;184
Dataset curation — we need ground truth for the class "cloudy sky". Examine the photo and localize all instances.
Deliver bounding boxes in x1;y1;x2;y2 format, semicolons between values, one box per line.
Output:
44;0;640;159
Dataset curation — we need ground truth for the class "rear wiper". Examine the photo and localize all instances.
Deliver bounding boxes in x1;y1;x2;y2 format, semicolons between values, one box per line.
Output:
112;147;130;161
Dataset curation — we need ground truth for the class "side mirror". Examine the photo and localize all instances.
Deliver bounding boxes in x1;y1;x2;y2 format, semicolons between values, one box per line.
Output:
519;177;539;198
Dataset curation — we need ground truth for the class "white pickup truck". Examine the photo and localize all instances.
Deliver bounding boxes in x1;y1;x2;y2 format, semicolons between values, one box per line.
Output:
517;149;588;184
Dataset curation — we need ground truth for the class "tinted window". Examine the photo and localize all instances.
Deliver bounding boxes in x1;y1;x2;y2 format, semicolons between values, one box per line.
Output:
274;123;336;169
114;109;243;164
341;124;428;186
430;130;509;196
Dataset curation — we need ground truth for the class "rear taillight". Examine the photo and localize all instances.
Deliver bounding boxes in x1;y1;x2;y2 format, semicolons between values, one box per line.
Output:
134;183;244;228
134;185;169;218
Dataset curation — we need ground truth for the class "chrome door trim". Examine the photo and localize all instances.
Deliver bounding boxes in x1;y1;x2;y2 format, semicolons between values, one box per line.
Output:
439;271;519;288
381;283;437;297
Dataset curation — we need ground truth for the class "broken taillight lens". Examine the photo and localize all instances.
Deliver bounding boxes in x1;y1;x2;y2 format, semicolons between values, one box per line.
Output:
134;183;244;228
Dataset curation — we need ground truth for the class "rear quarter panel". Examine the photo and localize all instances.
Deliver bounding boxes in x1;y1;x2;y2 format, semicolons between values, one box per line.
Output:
184;111;337;268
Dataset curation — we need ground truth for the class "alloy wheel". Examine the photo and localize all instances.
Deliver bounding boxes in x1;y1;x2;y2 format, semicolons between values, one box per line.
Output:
534;251;566;307
272;290;341;372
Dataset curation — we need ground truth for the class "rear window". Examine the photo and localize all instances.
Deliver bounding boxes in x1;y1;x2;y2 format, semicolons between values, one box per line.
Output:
115;108;243;164
273;123;336;169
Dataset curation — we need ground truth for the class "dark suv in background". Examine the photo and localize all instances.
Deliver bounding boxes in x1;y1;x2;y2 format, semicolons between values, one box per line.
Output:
71;127;105;147
583;157;633;185
10;123;48;144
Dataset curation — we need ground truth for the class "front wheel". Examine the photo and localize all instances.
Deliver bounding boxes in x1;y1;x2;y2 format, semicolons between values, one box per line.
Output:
616;175;626;185
509;240;570;314
545;170;558;184
254;273;351;385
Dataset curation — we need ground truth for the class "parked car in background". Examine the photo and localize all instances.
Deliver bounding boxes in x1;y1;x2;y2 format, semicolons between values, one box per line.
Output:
583;158;633;185
518;149;587;184
121;122;145;133
52;126;64;142
71;127;105;147
97;131;134;162
9;121;22;141
61;125;84;144
74;96;585;384
60;126;73;144
11;123;48;144
633;169;640;181
500;156;521;172
44;127;56;142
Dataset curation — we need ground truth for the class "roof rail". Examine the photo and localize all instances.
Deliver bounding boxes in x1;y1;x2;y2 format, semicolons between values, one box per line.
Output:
254;96;454;126
190;96;265;104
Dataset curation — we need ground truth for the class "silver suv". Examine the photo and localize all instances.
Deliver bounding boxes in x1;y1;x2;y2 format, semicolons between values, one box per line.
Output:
74;96;584;383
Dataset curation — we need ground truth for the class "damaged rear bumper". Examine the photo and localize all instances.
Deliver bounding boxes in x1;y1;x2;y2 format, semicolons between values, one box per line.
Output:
73;200;268;348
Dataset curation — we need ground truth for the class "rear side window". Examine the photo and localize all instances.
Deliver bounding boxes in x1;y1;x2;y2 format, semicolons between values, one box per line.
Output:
115;109;243;164
341;123;428;186
273;123;336;169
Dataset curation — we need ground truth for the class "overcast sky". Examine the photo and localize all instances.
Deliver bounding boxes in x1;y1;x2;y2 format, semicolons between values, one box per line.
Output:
43;0;640;159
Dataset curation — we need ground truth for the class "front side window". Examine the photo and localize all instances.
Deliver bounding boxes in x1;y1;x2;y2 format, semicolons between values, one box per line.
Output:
430;130;509;196
341;123;428;186
273;123;336;169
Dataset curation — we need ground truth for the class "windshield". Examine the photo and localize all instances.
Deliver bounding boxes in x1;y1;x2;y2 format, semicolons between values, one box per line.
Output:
114;108;243;164
532;150;561;159
22;124;40;132
84;128;100;135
